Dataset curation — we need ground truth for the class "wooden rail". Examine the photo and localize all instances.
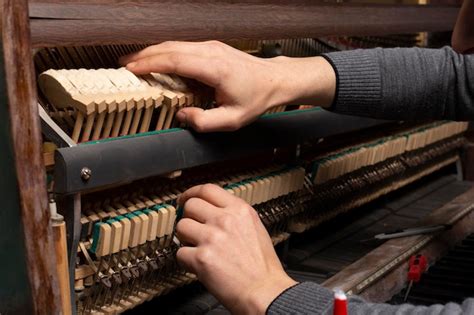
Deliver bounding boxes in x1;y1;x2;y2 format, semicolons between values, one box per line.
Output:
28;1;459;47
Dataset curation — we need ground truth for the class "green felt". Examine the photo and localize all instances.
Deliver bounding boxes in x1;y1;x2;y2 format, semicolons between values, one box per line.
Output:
125;213;137;220
106;219;116;225
81;128;182;145
91;222;105;254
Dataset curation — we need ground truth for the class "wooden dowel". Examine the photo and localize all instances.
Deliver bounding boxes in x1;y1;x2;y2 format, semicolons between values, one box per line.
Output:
129;107;143;135
80;112;96;142
91;110;106;141
52;219;73;315
120;108;134;136
111;109;125;138
71;111;84;143
101;111;116;139
155;105;168;131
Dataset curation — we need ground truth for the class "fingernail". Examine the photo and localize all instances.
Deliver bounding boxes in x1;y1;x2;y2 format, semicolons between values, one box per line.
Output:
176;110;186;122
126;62;137;69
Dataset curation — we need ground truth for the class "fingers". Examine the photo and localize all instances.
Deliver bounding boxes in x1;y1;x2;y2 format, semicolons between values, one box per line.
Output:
175;218;206;246
119;41;212;65
182;197;219;223
176;246;198;273
125;52;219;87
178;184;235;208
177;106;245;133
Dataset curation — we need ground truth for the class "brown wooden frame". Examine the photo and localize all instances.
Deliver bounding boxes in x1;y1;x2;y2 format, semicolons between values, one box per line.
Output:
2;0;61;313
29;1;459;47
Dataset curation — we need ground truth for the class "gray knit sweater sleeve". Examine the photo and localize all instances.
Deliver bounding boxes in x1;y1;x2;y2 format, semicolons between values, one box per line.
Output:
266;48;474;314
321;46;474;121
267;282;474;314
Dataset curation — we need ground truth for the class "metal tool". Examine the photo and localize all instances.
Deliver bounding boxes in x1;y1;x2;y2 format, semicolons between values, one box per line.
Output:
373;224;451;241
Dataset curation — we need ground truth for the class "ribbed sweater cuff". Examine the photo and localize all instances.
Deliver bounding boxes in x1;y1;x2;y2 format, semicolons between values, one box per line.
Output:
266;282;333;314
322;50;382;117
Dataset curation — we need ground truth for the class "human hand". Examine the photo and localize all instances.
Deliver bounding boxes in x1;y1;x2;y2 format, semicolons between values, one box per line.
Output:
120;41;336;132
175;184;297;314
451;0;474;54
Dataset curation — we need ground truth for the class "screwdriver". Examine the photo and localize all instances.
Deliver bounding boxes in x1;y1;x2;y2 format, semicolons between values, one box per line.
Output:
403;254;428;302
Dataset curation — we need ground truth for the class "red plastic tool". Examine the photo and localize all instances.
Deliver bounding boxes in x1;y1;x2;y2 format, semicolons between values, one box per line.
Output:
404;254;428;302
333;289;348;315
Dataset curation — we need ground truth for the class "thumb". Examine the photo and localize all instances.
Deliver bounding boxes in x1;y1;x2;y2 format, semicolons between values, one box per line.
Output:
177;106;244;133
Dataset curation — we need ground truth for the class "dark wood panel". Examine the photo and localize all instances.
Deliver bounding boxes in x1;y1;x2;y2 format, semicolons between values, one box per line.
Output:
2;0;61;313
28;1;459;47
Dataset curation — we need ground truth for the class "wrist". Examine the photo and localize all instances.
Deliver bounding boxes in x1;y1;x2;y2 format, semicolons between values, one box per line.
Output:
234;274;298;315
270;56;336;108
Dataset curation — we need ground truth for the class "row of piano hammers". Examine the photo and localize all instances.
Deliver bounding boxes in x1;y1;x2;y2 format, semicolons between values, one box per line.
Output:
311;121;468;185
292;135;464;233
39;68;287;144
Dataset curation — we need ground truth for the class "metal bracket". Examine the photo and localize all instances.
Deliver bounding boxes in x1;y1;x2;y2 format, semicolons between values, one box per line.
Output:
39;104;75;148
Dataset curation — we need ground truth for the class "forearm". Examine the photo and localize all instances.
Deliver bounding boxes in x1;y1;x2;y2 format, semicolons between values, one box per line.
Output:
319;46;474;121
267;282;474;315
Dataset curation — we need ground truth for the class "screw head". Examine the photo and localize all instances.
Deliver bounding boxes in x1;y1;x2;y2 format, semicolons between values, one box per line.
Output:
81;167;92;181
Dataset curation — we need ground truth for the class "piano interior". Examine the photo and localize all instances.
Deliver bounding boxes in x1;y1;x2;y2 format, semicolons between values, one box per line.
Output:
1;1;473;314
